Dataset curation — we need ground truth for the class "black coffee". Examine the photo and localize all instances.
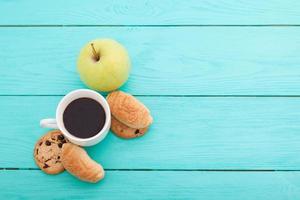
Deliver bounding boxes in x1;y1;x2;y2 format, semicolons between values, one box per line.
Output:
63;98;106;139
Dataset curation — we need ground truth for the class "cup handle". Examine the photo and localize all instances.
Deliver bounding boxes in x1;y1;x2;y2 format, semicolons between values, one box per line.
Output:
40;118;58;129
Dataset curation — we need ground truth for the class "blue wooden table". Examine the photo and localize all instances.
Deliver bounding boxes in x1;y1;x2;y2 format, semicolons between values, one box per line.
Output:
1;0;300;199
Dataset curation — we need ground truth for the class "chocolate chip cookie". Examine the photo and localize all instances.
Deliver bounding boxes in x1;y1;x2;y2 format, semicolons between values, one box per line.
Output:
34;130;69;174
111;116;148;139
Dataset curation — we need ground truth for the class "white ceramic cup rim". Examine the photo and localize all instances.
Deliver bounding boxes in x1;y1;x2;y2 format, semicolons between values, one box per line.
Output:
40;89;111;146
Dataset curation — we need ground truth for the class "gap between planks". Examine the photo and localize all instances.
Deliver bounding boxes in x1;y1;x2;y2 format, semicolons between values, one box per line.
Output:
1;168;300;172
0;25;300;28
2;95;300;98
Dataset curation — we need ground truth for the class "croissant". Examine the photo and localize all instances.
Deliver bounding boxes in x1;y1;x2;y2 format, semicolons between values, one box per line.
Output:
61;143;105;183
107;91;153;129
111;116;148;139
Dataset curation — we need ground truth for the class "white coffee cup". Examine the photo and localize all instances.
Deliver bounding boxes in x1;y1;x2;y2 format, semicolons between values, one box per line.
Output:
40;89;111;146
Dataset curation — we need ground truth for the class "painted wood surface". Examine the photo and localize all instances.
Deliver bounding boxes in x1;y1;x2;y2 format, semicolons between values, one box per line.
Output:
1;170;300;200
1;0;300;199
1;96;300;169
1;0;300;25
1;27;300;95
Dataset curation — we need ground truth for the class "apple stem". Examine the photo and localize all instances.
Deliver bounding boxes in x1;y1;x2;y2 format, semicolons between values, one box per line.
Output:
90;43;100;61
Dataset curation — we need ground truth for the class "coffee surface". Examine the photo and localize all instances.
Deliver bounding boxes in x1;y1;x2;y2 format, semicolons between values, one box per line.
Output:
63;98;106;138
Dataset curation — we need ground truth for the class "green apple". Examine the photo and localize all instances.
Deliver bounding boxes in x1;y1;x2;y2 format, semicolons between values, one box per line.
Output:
77;39;131;92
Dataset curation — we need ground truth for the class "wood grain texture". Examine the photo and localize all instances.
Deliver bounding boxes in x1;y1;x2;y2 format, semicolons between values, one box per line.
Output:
1;170;300;199
1;0;300;199
1;0;300;25
1;27;300;95
1;96;300;169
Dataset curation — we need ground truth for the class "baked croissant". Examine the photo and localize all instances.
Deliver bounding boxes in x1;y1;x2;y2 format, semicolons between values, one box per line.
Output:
107;91;153;129
61;143;105;183
111;116;148;139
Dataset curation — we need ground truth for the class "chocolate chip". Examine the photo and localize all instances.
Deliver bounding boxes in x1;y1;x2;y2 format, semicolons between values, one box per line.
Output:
62;140;67;144
58;143;63;148
45;159;51;162
39;142;42;146
45;140;51;146
57;135;64;140
135;129;140;134
57;156;60;159
43;164;49;169
36;149;39;154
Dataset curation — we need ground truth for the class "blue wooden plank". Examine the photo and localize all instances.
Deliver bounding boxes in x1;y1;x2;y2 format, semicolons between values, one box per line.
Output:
1;170;300;199
1;0;300;25
1;27;300;95
1;96;300;169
